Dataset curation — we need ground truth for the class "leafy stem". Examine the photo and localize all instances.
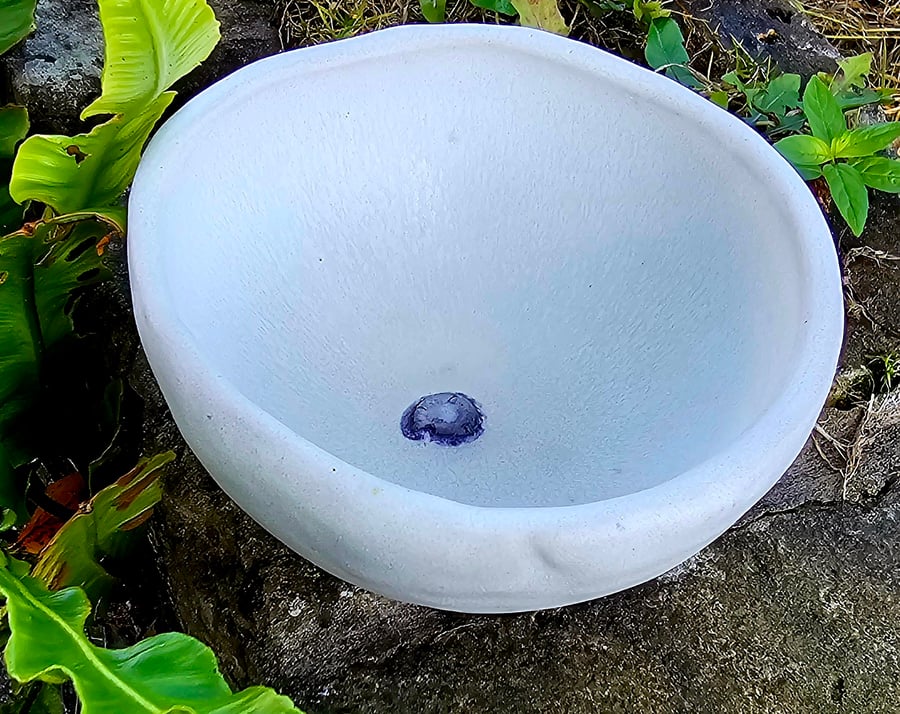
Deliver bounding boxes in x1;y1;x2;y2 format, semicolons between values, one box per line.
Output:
775;75;900;236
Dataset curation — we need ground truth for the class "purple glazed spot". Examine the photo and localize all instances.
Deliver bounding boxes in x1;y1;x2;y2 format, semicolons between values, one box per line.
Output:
400;392;485;446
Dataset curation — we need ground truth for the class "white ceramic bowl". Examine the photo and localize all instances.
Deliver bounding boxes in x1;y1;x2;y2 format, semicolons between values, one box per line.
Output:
129;24;843;613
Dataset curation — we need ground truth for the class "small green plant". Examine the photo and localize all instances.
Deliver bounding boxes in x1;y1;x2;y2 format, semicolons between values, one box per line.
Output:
721;68;804;137
817;52;891;111
721;52;889;139
644;16;700;88
581;0;667;21
630;14;898;239
774;75;900;236
586;0;700;88
584;1;700;89
420;0;567;35
630;0;668;24
870;352;900;393
630;15;898;237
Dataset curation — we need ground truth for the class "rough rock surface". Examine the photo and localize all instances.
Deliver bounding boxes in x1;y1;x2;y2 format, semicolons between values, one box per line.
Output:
1;0;102;134
842;393;900;504
840;194;900;366
0;0;281;134
677;0;841;78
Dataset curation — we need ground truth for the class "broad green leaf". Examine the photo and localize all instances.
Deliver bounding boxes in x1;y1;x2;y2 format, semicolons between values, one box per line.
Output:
774;134;831;168
511;0;568;35
794;164;823;181
835;88;887;110
823;162;868;237
832;122;900;159
0;447;25;524
83;0;220;118
0;235;42;450
0;218;111;471
803;75;846;143
0;0;37;55
645;18;698;88
33;683;65;714
831;52;871;94
776;112;806;135
851;156;900;193
419;0;446;22
0;106;29;235
632;0;668;23
645;17;688;66
0;553;303;713
0;183;23;236
32;452;174;597
752;74;801;114
32;220;112;348
10;93;174;214
708;91;729;109
721;71;742;88
0;107;29;159
469;0;517;15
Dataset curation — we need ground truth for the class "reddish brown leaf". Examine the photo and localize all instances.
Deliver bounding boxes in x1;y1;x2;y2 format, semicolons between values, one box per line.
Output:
15;472;86;555
113;461;158;510
119;510;154;532
47;561;71;591
96;234;111;256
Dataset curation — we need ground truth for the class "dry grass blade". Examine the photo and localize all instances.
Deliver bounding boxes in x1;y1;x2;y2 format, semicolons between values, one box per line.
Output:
276;0;510;48
842;394;880;499
276;0;667;61
813;423;849;471
796;0;900;96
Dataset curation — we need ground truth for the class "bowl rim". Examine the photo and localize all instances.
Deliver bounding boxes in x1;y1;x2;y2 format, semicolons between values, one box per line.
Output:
128;23;844;610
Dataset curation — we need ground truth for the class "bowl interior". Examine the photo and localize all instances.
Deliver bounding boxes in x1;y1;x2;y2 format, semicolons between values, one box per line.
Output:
147;37;807;507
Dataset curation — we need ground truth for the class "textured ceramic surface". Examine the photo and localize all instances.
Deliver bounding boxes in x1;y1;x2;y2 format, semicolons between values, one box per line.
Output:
128;24;843;613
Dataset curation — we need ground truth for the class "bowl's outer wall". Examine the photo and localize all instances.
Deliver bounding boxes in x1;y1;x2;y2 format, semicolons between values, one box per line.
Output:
129;25;844;612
